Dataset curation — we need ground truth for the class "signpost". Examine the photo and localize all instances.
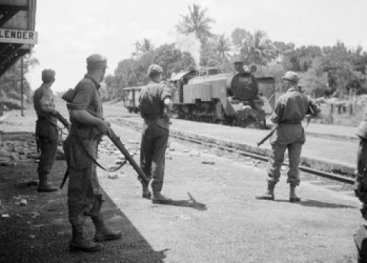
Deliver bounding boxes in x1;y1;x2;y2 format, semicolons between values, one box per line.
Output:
0;28;38;44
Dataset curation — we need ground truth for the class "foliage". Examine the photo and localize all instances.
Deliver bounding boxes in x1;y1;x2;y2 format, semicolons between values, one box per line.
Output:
102;42;196;100
176;4;215;66
231;28;277;66
99;5;367;102
0;53;39;111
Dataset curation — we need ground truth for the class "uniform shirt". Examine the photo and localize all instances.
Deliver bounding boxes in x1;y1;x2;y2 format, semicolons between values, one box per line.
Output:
33;84;57;125
139;81;171;119
270;87;321;145
67;74;103;139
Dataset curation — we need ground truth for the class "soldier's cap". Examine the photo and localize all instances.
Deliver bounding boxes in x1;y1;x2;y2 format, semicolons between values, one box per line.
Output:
86;54;107;69
41;69;56;83
282;71;300;83
147;64;163;77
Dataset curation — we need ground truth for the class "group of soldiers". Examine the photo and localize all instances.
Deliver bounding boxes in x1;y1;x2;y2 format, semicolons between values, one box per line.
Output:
32;54;367;257
32;55;173;252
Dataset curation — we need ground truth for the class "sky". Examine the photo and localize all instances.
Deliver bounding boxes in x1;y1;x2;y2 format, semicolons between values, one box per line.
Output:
26;0;367;92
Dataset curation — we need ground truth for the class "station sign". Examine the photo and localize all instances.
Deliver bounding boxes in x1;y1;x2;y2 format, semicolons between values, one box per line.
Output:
0;28;38;44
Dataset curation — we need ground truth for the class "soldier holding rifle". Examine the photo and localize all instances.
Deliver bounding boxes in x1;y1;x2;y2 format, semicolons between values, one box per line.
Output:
63;54;121;252
33;69;70;192
256;71;321;202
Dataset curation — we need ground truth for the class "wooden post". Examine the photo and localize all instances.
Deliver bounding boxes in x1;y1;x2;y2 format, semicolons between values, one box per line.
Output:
21;56;24;117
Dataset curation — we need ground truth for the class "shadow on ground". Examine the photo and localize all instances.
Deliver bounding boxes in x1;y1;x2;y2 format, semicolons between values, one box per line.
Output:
0;160;166;263
154;192;207;211
273;198;357;209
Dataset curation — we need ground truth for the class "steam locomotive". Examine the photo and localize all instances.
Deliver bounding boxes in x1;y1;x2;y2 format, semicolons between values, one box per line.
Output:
123;67;275;128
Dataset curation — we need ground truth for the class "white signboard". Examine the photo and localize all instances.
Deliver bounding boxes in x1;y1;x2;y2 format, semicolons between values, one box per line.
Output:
0;28;38;44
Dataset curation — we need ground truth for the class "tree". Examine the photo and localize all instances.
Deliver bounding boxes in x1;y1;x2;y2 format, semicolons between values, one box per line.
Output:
153;44;196;79
132;38;154;58
0;53;38;112
176;4;215;65
231;28;277;66
104;43;196;101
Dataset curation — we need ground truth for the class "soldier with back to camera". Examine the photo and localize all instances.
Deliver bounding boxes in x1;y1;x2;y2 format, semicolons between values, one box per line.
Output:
256;71;321;202
139;64;173;204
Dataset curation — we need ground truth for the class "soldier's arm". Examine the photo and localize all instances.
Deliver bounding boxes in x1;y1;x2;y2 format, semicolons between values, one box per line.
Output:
68;83;109;134
270;99;284;124
161;84;173;111
70;109;109;134
308;99;322;118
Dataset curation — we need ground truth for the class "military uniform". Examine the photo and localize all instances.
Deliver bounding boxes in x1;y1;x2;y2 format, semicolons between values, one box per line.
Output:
256;71;321;202
63;74;104;226
267;87;320;186
63;54;121;252
33;69;69;192
139;64;172;203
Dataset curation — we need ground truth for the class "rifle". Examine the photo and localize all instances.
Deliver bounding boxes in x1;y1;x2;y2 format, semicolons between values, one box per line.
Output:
60;127;149;189
106;128;150;187
257;125;277;147
55;111;70;129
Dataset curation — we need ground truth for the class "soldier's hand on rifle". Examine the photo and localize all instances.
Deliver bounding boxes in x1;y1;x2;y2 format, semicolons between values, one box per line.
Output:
96;119;111;135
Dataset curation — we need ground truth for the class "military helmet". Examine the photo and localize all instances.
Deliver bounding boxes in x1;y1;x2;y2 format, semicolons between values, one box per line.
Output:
41;69;56;83
282;71;300;83
86;54;107;69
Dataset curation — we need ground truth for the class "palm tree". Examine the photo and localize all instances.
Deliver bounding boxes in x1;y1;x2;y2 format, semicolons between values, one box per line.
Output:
214;34;231;61
176;4;215;65
132;38;154;58
241;30;276;66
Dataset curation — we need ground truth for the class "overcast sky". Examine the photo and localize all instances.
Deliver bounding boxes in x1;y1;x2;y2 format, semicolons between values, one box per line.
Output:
27;0;367;92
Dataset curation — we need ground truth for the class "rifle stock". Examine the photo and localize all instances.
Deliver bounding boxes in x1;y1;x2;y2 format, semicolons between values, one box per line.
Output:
107;128;149;186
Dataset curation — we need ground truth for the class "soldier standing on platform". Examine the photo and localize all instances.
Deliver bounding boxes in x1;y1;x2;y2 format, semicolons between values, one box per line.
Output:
256;71;321;202
63;54;121;252
33;69;70;192
139;64;173;204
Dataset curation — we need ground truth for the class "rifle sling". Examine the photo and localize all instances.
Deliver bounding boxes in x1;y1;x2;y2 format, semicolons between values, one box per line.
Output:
60;134;127;189
74;133;127;172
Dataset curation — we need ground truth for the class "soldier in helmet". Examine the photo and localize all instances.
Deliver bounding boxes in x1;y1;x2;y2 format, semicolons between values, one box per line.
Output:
63;54;121;252
139;64;173;204
33;69;70;192
256;71;321;202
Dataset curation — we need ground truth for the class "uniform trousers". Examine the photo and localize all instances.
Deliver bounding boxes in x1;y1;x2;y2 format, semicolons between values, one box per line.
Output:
140;121;169;193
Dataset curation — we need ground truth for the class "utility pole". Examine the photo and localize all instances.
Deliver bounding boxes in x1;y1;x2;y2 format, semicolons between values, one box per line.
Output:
21;56;24;117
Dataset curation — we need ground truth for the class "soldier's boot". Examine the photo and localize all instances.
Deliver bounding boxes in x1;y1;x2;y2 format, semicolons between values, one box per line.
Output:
152;192;172;204
69;224;104;252
255;182;275;200
289;185;301;203
141;180;151;199
92;215;122;242
37;173;57;192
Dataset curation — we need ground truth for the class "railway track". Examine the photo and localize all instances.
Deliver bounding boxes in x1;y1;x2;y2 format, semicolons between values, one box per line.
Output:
110;117;356;186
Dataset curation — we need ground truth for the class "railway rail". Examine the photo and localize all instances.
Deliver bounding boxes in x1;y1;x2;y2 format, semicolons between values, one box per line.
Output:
111;117;356;186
